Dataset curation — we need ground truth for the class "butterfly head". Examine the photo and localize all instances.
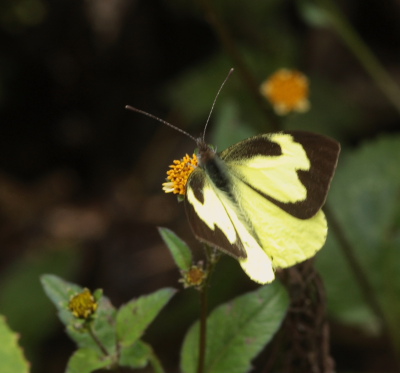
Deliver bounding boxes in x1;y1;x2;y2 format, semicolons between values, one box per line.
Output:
195;138;217;168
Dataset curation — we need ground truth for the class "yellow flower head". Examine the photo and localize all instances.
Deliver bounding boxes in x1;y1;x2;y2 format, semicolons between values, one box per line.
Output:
181;265;207;288
68;288;98;319
162;153;198;196
260;69;310;115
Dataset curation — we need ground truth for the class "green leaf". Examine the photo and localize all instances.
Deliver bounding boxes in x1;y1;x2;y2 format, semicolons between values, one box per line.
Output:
158;227;193;271
41;274;82;317
119;340;151;369
41;275;117;355
0;315;29;373
317;135;400;347
296;0;331;27
66;348;113;373
0;248;79;363
79;296;117;355
40;274;85;336
180;281;289;373
116;287;176;347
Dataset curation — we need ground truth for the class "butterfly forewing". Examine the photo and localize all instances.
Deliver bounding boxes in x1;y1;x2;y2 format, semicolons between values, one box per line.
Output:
184;168;247;259
220;131;340;219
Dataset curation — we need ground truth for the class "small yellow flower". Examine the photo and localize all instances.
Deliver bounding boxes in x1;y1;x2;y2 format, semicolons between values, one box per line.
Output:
68;288;98;319
181;265;207;288
260;69;310;115
162;153;198;196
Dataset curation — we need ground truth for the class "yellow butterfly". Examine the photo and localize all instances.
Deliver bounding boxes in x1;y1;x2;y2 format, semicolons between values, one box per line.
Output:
184;130;340;284
126;70;340;284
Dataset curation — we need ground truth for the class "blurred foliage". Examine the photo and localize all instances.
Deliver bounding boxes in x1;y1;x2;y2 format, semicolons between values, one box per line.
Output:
0;315;29;373
0;0;399;371
317;135;400;348
0;246;80;366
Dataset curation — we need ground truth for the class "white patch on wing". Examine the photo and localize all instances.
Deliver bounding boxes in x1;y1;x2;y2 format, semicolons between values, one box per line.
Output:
239;249;275;284
187;182;275;284
186;185;237;244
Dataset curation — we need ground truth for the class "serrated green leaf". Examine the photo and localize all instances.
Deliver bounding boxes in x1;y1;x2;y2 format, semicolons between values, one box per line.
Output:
181;281;289;373
116;288;176;347
119;340;151;369
41;275;117;355
40;274;82;316
41;275;87;334
0;248;79;364
158;227;193;271
74;296;117;355
0;315;29;373
317;135;400;348
119;340;166;373
66;347;113;373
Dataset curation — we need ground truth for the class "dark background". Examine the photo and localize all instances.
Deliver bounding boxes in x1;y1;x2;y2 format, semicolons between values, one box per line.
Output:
0;0;399;372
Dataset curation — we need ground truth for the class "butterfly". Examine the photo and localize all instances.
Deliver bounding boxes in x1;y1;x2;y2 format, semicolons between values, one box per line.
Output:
184;130;340;284
126;69;340;284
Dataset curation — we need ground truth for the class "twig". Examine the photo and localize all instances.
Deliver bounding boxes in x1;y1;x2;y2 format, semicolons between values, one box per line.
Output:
324;204;399;367
314;0;400;115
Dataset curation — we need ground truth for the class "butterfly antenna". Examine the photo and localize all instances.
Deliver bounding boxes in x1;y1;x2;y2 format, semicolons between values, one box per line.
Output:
202;68;234;142
125;105;197;142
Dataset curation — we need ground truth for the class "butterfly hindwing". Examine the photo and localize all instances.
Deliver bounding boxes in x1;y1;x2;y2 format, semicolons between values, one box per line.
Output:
230;174;327;269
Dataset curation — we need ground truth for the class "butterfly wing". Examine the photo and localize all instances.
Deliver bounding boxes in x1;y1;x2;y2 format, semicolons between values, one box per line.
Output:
185;131;340;283
221;131;340;219
185;167;275;284
221;131;339;269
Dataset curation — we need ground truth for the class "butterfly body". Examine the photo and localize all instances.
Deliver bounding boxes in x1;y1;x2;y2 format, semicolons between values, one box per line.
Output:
185;131;340;284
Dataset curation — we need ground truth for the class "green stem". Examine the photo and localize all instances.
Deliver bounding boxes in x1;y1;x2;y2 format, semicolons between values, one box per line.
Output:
148;348;166;373
197;285;208;373
324;204;398;363
315;0;400;114
88;324;109;357
197;246;220;373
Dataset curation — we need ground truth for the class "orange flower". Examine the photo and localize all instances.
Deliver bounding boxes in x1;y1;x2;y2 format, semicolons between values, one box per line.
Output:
260;69;310;115
162;153;198;196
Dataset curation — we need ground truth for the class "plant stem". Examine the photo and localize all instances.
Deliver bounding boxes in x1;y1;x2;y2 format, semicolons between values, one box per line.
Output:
324;204;399;364
197;285;208;373
88;324;109;357
197;246;220;373
149;349;166;373
314;0;400;114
